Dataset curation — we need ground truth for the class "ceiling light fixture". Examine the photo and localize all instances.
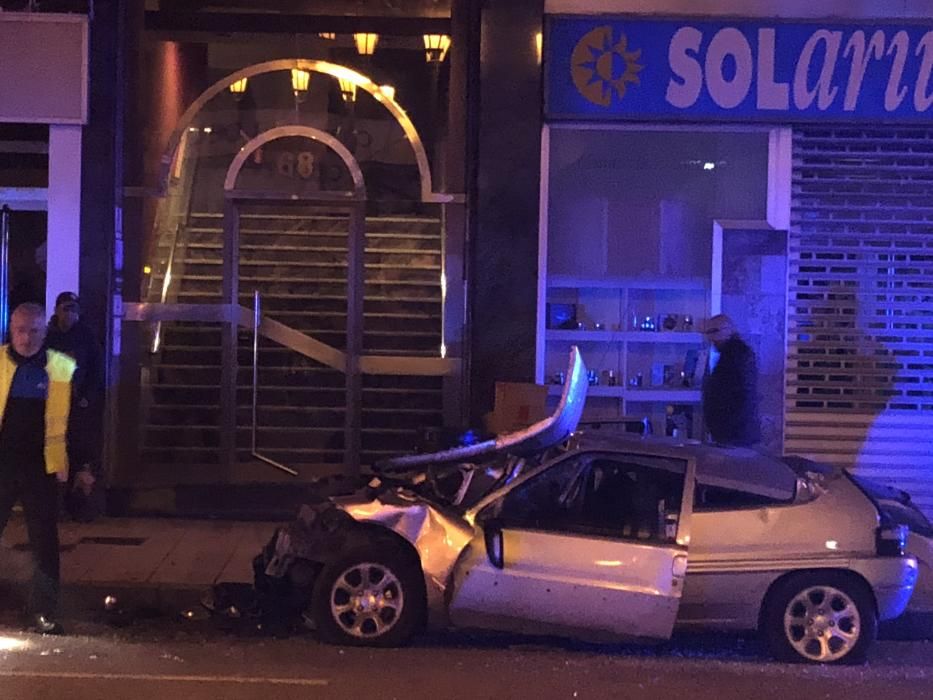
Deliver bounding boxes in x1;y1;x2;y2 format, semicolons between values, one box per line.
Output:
338;77;358;103
353;32;379;56
423;34;451;63
228;77;248;99
291;68;311;101
379;84;396;101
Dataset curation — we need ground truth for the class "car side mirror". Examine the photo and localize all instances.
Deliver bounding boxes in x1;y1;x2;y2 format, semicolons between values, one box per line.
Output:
484;520;504;569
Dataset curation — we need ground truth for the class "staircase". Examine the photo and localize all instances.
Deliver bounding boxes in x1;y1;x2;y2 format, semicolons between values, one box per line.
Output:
142;208;445;479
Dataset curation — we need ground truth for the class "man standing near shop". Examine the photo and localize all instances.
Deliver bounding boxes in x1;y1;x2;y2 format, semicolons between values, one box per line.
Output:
701;313;761;447
47;291;104;521
0;303;75;634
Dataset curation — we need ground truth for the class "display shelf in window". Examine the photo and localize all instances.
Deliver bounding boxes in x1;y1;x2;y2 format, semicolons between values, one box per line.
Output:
539;275;710;434
624;388;702;403
545;329;703;343
545;385;701;402
548;276;708;291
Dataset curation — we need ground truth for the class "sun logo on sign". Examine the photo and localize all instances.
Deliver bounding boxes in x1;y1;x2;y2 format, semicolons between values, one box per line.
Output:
571;26;644;106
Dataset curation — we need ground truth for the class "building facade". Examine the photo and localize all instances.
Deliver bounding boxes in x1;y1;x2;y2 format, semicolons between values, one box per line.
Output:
2;0;931;517
538;0;933;517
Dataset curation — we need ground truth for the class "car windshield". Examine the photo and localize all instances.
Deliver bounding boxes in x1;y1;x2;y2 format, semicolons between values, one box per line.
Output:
380;444;573;511
696;449;798;502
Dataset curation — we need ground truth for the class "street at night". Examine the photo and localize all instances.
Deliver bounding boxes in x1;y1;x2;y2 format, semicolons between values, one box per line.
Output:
4;1;933;698
0;610;931;699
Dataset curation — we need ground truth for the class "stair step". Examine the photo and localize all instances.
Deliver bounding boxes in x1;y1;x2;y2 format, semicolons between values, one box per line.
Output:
142;425;425;451
170;274;440;287
162;326;440;340
143;211;447;473
172;258;443;271
155;347;442;366
164;290;442;304
185;225;440;237
185;242;441;255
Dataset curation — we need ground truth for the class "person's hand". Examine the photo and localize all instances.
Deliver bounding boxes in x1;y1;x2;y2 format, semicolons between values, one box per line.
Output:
55;469;69;484
73;468;96;496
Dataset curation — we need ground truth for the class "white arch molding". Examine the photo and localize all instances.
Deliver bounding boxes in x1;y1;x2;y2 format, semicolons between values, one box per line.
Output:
223;124;366;197
160;59;451;203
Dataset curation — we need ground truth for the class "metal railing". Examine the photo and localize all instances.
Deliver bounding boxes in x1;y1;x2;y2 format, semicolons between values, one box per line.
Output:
150;222;182;354
124;298;461;476
250;290;298;476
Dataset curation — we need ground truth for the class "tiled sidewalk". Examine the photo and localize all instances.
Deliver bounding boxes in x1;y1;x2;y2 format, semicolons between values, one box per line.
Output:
0;515;281;610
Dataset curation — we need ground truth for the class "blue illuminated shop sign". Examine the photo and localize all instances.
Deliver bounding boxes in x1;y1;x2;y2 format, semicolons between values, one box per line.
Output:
546;17;933;121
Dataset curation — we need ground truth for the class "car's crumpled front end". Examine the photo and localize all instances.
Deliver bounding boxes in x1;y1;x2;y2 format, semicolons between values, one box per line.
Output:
849;474;933;615
255;486;476;627
254;347;590;629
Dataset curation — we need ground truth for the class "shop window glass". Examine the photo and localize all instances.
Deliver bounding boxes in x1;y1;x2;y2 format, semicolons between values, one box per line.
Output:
546;128;769;280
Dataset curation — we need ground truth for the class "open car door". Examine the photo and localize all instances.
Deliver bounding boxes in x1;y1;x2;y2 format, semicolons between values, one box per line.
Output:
447;450;695;642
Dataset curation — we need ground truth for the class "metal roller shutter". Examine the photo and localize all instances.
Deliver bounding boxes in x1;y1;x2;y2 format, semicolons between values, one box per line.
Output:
787;126;933;519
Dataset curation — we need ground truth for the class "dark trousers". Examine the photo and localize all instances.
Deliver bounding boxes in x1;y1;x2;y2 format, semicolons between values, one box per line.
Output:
0;465;61;616
64;400;104;522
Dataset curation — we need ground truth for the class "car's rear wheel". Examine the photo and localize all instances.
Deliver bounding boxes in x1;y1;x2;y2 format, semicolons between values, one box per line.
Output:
762;571;877;664
310;545;424;647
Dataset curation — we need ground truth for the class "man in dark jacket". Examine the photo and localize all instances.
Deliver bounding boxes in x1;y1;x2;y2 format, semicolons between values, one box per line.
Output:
701;314;761;447
46;291;104;521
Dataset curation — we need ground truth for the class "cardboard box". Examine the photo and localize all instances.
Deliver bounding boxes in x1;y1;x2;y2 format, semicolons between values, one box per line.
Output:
484;381;549;435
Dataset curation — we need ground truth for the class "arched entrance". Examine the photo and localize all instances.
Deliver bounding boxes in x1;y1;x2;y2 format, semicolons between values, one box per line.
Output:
122;61;461;484
158;59;450;204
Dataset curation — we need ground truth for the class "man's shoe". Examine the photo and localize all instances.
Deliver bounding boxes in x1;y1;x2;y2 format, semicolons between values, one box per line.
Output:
30;614;65;636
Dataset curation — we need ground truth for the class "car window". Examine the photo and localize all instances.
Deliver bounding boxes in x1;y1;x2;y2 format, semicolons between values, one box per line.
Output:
694;484;787;511
493;452;686;543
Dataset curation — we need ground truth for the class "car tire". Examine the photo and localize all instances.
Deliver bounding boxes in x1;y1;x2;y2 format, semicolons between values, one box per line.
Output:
310;544;424;647
762;571;877;664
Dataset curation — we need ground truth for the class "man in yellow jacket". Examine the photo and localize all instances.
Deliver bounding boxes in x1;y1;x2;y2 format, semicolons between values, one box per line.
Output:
0;302;75;635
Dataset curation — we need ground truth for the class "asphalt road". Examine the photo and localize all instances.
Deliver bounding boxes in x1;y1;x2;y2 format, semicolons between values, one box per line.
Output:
0;608;931;700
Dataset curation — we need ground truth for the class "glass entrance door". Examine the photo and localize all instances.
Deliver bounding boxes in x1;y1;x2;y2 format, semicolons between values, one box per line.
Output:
0;204;47;339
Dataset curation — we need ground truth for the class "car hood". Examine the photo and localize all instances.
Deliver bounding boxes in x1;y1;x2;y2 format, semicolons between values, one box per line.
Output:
850;474;933;538
374;346;587;473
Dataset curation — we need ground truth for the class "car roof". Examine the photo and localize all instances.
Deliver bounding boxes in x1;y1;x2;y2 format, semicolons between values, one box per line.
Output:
573;431;798;501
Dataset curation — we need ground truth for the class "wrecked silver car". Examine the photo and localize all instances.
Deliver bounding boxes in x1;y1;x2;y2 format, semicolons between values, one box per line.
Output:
255;348;918;664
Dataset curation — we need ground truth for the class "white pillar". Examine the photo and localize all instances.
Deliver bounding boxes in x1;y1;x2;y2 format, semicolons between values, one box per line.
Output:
46;124;82;314
767;127;792;231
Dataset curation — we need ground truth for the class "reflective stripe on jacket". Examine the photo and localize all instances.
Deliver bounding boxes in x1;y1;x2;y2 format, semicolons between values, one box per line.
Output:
0;346;76;475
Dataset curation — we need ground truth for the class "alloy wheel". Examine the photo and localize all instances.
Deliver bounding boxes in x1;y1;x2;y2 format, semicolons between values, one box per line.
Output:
329;562;405;639
783;584;861;662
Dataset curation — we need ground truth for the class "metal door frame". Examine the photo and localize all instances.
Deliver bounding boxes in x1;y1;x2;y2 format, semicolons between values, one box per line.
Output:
224;192;366;475
222;125;367;475
0;190;49;339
